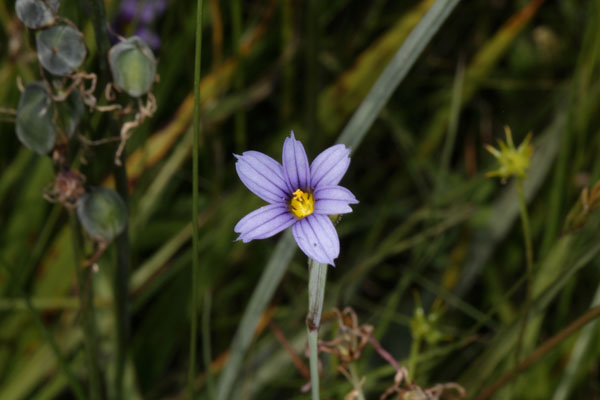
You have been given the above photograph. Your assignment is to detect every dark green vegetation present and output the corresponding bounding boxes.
[1,0,600,399]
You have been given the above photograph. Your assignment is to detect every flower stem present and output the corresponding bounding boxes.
[407,335,421,382]
[348,363,365,400]
[306,259,327,400]
[70,213,102,400]
[189,0,205,398]
[514,178,534,376]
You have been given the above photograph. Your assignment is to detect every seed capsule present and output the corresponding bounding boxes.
[109,36,157,97]
[77,187,127,242]
[36,24,87,76]
[16,82,56,155]
[15,0,59,30]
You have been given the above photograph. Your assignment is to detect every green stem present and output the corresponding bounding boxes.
[306,259,327,400]
[189,0,204,398]
[202,291,215,399]
[305,0,318,136]
[348,363,365,400]
[70,214,102,400]
[0,258,86,400]
[85,1,132,397]
[85,0,111,93]
[281,0,294,121]
[407,335,421,382]
[113,160,132,400]
[231,0,246,152]
[514,178,534,372]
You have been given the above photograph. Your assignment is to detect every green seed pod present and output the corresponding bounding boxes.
[16,82,56,155]
[77,187,127,242]
[36,24,87,76]
[15,0,59,30]
[109,36,157,97]
[56,89,84,138]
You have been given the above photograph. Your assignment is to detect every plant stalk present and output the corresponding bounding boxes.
[407,335,421,382]
[85,1,133,397]
[70,214,102,400]
[306,259,327,400]
[189,0,205,398]
[514,178,534,369]
[348,363,365,400]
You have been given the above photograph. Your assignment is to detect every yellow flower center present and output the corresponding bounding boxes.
[289,189,314,219]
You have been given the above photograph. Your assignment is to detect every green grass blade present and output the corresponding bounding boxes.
[190,0,205,397]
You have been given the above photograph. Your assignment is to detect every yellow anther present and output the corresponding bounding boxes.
[289,189,314,219]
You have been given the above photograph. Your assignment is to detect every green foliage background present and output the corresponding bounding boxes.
[0,0,600,399]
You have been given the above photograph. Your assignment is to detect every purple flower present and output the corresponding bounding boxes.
[234,132,358,266]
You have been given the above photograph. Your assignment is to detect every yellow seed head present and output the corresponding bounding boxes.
[485,126,533,181]
[289,189,314,219]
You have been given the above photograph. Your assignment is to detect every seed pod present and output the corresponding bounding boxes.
[36,24,87,76]
[109,36,157,97]
[56,89,84,138]
[15,0,59,30]
[16,82,56,155]
[77,187,127,242]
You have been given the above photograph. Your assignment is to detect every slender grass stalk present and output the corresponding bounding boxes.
[281,0,294,121]
[440,55,465,177]
[231,0,246,152]
[202,291,215,399]
[85,0,111,91]
[189,0,205,398]
[514,178,534,369]
[407,335,421,382]
[348,363,365,400]
[306,258,327,400]
[113,172,131,400]
[69,213,102,400]
[305,0,318,136]
[0,258,86,400]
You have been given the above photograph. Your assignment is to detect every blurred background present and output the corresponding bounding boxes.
[1,0,600,398]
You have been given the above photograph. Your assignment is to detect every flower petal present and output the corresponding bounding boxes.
[235,204,296,243]
[235,151,289,204]
[292,214,339,266]
[310,144,351,188]
[313,185,359,215]
[282,131,311,191]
